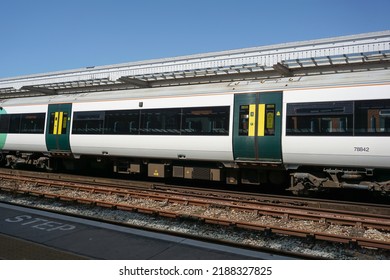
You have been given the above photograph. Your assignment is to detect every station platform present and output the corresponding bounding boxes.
[0,202,291,260]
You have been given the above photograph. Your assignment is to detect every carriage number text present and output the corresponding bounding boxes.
[354,146,370,152]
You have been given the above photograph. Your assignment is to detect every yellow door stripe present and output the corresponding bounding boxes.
[53,112,59,135]
[58,112,64,135]
[258,104,265,136]
[248,104,256,137]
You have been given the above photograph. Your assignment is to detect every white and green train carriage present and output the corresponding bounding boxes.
[0,69,389,194]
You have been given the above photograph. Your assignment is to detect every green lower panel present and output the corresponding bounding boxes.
[0,108,7,150]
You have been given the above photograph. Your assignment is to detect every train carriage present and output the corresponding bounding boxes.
[0,70,389,194]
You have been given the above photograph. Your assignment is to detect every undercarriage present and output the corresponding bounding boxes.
[288,167,390,195]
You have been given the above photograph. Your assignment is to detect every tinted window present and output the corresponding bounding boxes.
[104,110,140,134]
[238,105,250,136]
[0,113,45,134]
[140,108,181,135]
[72,112,104,134]
[0,115,10,133]
[20,113,45,133]
[355,99,390,135]
[48,112,69,135]
[286,101,353,136]
[71,106,230,136]
[265,104,276,136]
[9,115,21,133]
[181,106,229,135]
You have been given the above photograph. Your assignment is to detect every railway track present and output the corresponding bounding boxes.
[0,202,315,260]
[0,168,389,251]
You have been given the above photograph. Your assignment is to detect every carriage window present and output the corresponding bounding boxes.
[1,113,45,134]
[104,110,140,134]
[0,114,10,133]
[181,106,229,135]
[9,115,21,133]
[72,111,104,134]
[20,113,45,133]
[286,101,353,136]
[355,99,390,135]
[72,106,230,136]
[140,108,181,135]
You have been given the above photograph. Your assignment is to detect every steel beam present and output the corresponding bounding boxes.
[21,86,57,95]
[273,63,293,77]
[117,77,151,88]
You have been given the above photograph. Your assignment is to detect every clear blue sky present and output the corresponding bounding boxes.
[1,0,389,78]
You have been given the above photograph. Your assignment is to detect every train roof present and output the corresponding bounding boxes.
[0,30,389,101]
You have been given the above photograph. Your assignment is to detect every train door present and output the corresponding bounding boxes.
[45,104,72,153]
[233,92,282,162]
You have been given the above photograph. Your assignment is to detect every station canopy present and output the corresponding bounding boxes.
[0,31,389,99]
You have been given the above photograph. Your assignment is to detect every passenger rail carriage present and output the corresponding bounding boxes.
[0,70,389,195]
[0,31,389,195]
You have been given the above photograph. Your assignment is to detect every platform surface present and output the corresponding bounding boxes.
[0,202,291,260]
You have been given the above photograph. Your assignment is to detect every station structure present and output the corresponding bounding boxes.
[0,31,389,98]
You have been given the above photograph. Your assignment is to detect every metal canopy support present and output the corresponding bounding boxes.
[273,63,293,77]
[131,64,272,81]
[117,76,151,88]
[116,64,277,88]
[281,50,390,69]
[20,86,57,95]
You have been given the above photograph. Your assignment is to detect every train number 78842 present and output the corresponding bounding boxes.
[354,146,370,152]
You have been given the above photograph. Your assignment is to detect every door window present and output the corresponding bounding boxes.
[49,112,69,134]
[265,104,275,136]
[239,105,250,136]
[239,104,275,136]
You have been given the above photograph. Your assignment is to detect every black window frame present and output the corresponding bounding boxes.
[72,111,105,134]
[140,108,181,135]
[0,113,45,134]
[104,110,140,135]
[286,101,354,136]
[71,106,230,136]
[286,99,390,137]
[354,99,390,136]
[19,113,46,134]
[181,106,230,136]
[0,114,10,133]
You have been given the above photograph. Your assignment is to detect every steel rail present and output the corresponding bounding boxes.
[1,168,389,216]
[0,170,389,250]
[1,172,389,230]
